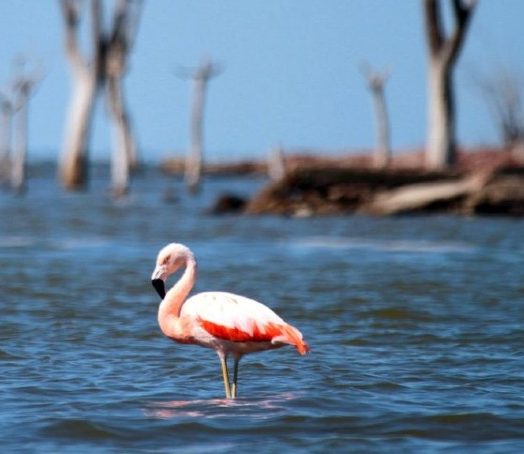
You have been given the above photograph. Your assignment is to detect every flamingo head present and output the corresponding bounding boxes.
[151,243,194,299]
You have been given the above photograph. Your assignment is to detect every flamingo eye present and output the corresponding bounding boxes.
[162,256,171,265]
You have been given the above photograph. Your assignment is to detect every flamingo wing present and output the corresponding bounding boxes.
[181,292,309,354]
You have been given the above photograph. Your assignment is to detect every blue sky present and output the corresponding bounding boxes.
[0,1,523,163]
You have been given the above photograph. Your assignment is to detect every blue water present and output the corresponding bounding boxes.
[1,167,524,453]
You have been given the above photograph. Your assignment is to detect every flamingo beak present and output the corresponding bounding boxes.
[152,279,166,299]
[151,266,167,299]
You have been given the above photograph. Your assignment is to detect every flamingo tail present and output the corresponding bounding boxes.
[272,324,310,355]
[199,317,310,355]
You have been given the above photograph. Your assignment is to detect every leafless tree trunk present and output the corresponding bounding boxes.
[187,74,205,193]
[60,71,98,189]
[59,0,142,194]
[106,78,128,196]
[267,144,287,181]
[178,57,223,194]
[0,95,13,184]
[11,84,30,194]
[8,58,41,194]
[105,0,142,196]
[59,0,102,189]
[423,0,476,169]
[361,64,392,168]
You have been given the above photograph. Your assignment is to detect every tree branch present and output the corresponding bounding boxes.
[106,0,143,77]
[444,0,477,65]
[60,0,87,70]
[0,90,13,113]
[423,0,443,55]
[175,58,224,81]
[108,0,128,51]
[109,0,143,51]
[199,60,224,80]
[360,61,391,92]
[90,0,104,77]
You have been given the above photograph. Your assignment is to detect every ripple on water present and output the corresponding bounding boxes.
[41,418,119,441]
[287,236,477,254]
[3,178,524,452]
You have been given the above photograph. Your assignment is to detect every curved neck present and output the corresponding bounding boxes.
[158,256,197,332]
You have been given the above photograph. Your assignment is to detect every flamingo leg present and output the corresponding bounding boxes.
[231,356,241,399]
[218,353,232,399]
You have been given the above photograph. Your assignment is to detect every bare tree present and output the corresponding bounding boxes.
[267,144,287,181]
[0,93,13,185]
[361,63,392,168]
[11,78,32,194]
[59,0,101,190]
[105,0,142,197]
[423,0,477,168]
[472,67,524,147]
[177,57,223,193]
[59,0,142,194]
[1,57,42,194]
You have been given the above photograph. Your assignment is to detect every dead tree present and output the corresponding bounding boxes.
[10,79,31,194]
[4,58,41,194]
[267,144,287,181]
[59,0,101,190]
[105,0,142,196]
[177,57,223,193]
[0,93,13,185]
[360,64,392,168]
[59,0,142,195]
[472,67,524,147]
[423,0,477,169]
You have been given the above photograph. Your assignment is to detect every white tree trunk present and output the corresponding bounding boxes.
[267,145,286,181]
[11,92,28,194]
[423,0,476,169]
[371,88,391,168]
[107,76,131,196]
[122,100,138,171]
[109,125,129,197]
[59,71,98,189]
[0,107,12,184]
[427,60,455,168]
[185,78,205,193]
[107,75,139,172]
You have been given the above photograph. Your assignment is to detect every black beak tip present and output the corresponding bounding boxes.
[152,279,166,300]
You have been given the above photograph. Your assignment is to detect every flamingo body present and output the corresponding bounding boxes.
[178,291,308,354]
[151,243,309,398]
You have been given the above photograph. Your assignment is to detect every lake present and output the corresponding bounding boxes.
[1,166,524,453]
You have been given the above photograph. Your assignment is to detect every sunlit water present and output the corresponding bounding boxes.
[2,166,524,453]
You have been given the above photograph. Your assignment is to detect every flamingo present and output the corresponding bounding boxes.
[151,243,309,399]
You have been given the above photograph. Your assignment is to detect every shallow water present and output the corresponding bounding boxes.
[2,167,524,453]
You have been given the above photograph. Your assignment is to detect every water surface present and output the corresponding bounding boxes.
[2,167,524,452]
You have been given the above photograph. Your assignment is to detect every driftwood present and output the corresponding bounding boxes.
[245,167,462,216]
[363,176,482,215]
[244,160,524,217]
[465,168,524,215]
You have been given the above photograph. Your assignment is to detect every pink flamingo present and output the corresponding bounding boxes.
[151,243,309,399]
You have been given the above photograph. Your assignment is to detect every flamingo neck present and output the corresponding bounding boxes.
[158,256,197,335]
